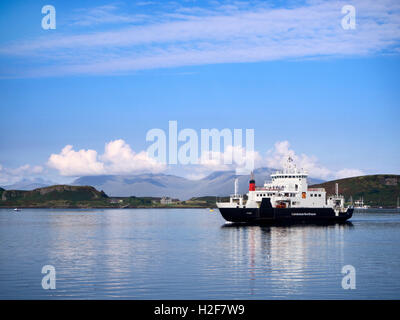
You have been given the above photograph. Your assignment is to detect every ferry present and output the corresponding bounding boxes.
[216,157,353,223]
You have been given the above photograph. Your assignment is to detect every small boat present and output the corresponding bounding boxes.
[13,208,20,212]
[354,197,369,209]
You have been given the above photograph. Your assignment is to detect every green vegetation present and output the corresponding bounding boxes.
[183,196,229,208]
[0,185,220,208]
[311,174,400,207]
[0,185,110,208]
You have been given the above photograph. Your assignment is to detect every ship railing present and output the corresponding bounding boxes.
[230,194,243,198]
[328,194,344,199]
[256,187,284,191]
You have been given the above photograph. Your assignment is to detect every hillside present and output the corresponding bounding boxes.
[0,185,109,208]
[311,174,400,207]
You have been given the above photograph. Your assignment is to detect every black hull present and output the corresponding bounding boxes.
[218,206,354,224]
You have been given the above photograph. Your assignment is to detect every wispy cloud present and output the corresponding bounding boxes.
[0,0,399,77]
[68,4,147,26]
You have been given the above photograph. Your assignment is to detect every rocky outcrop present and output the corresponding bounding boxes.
[1,185,108,201]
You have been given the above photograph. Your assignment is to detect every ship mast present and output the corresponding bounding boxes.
[234,178,239,196]
[335,183,339,197]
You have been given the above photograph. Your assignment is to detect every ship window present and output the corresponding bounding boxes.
[310,194,313,197]
[319,194,321,197]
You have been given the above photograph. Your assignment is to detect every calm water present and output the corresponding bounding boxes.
[1,208,400,299]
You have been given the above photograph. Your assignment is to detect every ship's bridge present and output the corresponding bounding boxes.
[264,157,309,193]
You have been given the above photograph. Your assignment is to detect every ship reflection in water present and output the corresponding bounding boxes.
[1,208,400,299]
[220,222,354,297]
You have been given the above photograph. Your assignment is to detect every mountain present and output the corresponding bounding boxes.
[311,174,400,207]
[72,168,325,200]
[2,178,56,191]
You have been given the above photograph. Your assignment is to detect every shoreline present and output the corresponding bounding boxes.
[0,205,217,209]
[0,206,398,210]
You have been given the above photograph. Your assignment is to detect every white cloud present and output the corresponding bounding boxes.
[101,139,166,174]
[186,141,364,180]
[47,145,105,176]
[0,0,399,77]
[0,140,368,184]
[0,164,45,185]
[265,140,363,180]
[190,145,262,177]
[47,139,166,176]
[335,168,364,179]
[201,145,262,170]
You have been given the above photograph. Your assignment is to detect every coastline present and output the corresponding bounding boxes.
[0,204,217,209]
[1,205,398,210]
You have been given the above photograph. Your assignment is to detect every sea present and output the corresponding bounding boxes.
[0,208,399,299]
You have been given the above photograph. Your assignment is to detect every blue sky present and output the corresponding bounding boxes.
[0,0,399,185]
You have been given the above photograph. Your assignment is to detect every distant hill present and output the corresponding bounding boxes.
[72,168,324,199]
[311,174,400,207]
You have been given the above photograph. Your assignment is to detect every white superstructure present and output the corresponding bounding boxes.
[218,157,346,212]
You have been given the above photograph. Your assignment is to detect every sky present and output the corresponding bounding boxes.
[0,0,399,185]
